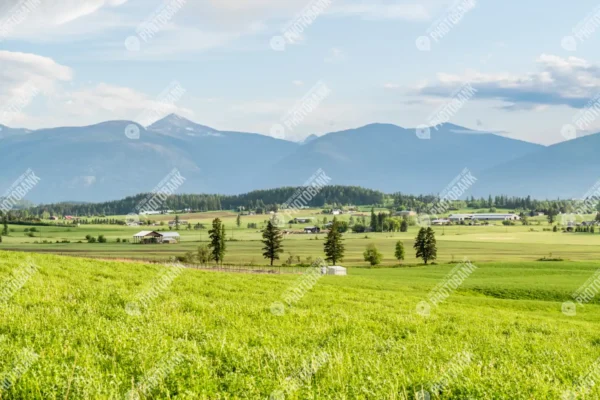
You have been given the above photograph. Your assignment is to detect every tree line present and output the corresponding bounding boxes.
[9,185,599,221]
[191,217,437,268]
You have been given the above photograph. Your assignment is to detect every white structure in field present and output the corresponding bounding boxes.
[327,266,347,276]
[448,213,520,222]
[132,231,181,244]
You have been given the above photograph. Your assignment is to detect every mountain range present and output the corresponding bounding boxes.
[0,114,597,203]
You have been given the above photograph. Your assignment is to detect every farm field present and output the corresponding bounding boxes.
[0,251,597,398]
[0,208,598,264]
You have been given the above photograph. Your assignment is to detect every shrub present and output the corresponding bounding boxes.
[352,224,367,233]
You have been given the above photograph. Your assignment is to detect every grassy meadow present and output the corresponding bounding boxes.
[0,208,598,398]
[0,251,597,398]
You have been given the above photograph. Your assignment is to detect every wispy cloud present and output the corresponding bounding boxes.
[415,54,600,110]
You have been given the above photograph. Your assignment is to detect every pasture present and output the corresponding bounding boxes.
[0,251,596,398]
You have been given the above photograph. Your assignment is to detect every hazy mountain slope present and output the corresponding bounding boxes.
[262,123,545,194]
[0,116,298,202]
[0,116,551,203]
[473,132,600,198]
[0,124,33,139]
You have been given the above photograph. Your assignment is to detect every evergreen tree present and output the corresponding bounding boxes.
[370,208,377,232]
[236,214,241,228]
[394,241,405,263]
[363,243,383,266]
[175,215,180,230]
[414,227,437,264]
[377,212,386,232]
[261,221,284,266]
[208,218,226,265]
[324,217,345,265]
[2,216,8,236]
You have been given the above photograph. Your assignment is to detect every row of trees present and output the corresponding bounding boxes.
[19,184,598,220]
[362,228,437,266]
[24,186,385,217]
[196,217,347,267]
[198,216,437,267]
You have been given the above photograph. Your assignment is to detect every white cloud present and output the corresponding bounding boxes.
[48,82,193,126]
[0,50,194,128]
[0,0,130,40]
[0,51,72,125]
[415,54,600,110]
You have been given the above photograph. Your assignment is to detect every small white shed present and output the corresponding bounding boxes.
[327,266,347,276]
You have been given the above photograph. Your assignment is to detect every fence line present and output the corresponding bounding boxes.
[52,252,311,274]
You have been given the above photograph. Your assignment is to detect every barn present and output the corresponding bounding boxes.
[132,231,180,244]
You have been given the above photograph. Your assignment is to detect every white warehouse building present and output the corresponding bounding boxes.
[448,213,520,222]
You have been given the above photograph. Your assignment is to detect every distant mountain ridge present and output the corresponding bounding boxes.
[0,114,588,202]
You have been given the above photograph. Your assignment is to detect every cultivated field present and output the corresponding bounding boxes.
[0,209,598,265]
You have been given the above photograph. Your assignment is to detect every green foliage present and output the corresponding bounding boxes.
[363,243,383,266]
[197,245,210,266]
[336,221,349,233]
[414,227,437,265]
[2,216,8,236]
[370,208,377,232]
[97,235,107,243]
[394,241,405,263]
[324,217,345,265]
[208,218,226,264]
[261,221,284,266]
[547,207,558,224]
[400,219,408,232]
[352,224,367,233]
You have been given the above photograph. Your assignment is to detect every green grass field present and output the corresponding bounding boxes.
[0,251,597,398]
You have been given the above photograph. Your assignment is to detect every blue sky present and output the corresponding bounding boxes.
[1,0,600,144]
